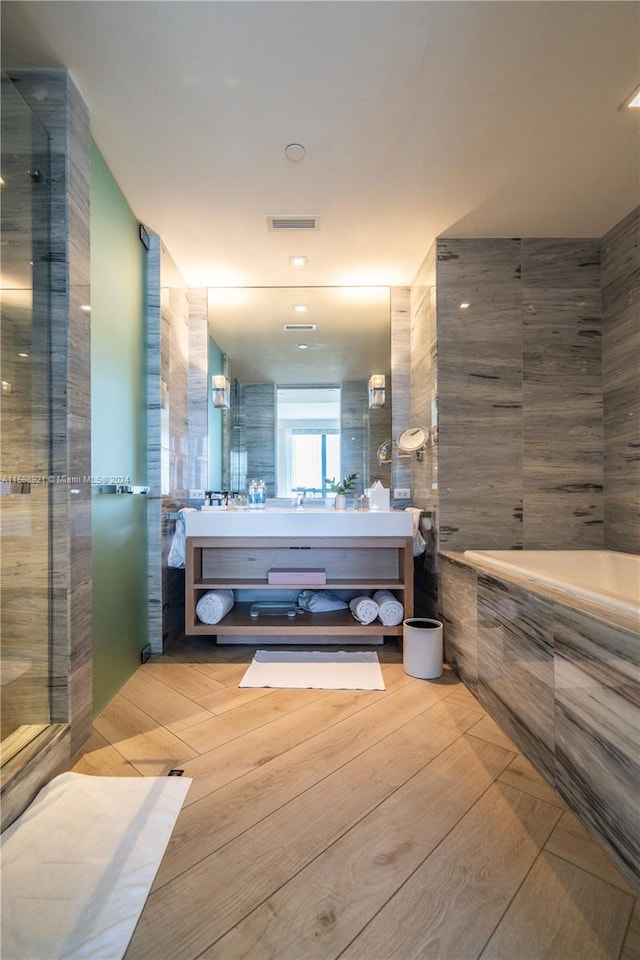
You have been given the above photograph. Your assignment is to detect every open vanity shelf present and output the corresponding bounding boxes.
[185,535,414,640]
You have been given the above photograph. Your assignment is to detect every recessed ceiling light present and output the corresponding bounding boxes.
[18,352,29,358]
[289,256,308,268]
[80,304,91,312]
[293,304,308,313]
[284,143,306,161]
[620,83,640,109]
[297,343,309,350]
[460,302,471,309]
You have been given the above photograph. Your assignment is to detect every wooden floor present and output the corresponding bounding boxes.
[72,638,640,960]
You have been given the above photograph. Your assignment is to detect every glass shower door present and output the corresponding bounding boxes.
[0,74,52,762]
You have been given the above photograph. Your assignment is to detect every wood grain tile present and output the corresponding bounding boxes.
[545,810,638,895]
[119,669,215,733]
[70,729,141,778]
[498,753,567,809]
[620,897,640,960]
[62,644,636,960]
[341,782,561,960]
[180,687,402,806]
[93,693,197,775]
[153,679,458,888]
[174,687,329,752]
[483,851,634,959]
[142,660,226,700]
[466,713,519,753]
[202,737,514,960]
[127,712,492,959]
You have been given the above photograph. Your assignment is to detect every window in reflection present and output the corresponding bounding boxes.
[276,386,340,498]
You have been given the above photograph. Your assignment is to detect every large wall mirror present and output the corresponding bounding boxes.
[208,287,391,499]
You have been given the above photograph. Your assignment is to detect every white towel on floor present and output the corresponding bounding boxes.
[196,589,234,625]
[373,589,404,626]
[0,772,191,960]
[349,596,379,625]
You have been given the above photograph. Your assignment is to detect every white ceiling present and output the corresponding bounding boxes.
[2,0,639,289]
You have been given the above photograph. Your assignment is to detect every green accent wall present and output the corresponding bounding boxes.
[90,140,148,715]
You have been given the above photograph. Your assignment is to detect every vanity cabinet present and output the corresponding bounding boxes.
[185,535,414,642]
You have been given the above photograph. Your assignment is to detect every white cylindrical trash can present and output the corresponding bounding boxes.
[403,618,443,679]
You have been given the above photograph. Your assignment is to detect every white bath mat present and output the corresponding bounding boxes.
[0,771,191,959]
[239,649,385,690]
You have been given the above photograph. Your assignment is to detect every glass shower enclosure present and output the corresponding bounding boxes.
[0,73,55,771]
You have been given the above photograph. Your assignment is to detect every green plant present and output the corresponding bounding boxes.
[325,473,358,495]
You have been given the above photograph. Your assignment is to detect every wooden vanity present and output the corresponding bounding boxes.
[184,509,414,643]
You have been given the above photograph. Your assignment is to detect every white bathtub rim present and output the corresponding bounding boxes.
[462,549,640,621]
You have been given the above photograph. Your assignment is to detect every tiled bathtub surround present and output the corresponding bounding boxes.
[439,554,639,889]
[602,206,640,555]
[554,606,639,886]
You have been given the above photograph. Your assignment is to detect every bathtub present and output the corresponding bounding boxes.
[462,549,640,620]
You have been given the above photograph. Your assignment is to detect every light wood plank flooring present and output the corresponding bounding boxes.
[71,638,639,960]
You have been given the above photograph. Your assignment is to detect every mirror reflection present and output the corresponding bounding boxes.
[208,287,391,499]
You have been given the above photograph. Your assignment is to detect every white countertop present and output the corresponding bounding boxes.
[185,507,414,538]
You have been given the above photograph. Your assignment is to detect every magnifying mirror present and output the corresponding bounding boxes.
[397,426,428,453]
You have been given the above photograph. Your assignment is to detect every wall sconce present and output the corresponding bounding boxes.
[212,374,230,409]
[368,374,386,409]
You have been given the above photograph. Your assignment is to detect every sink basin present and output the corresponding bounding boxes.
[185,508,413,538]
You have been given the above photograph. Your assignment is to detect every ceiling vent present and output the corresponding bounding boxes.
[283,323,317,332]
[267,215,320,231]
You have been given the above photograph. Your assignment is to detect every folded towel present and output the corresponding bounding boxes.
[404,507,426,557]
[167,508,197,568]
[297,590,348,612]
[349,596,379,625]
[373,589,404,626]
[196,589,235,625]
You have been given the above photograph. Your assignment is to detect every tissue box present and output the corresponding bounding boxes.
[368,481,390,511]
[267,568,326,585]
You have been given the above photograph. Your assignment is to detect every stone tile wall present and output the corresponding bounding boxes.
[2,70,92,821]
[602,206,640,554]
[145,242,205,652]
[410,236,607,553]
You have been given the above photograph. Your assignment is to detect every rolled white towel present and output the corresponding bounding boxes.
[196,589,235,625]
[349,596,379,625]
[373,589,404,626]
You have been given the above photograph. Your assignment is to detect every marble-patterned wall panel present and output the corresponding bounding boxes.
[340,381,368,493]
[5,72,92,773]
[242,384,276,496]
[410,247,438,509]
[187,288,209,494]
[602,206,640,554]
[144,234,163,653]
[390,286,412,496]
[554,605,639,885]
[436,238,523,551]
[367,383,392,491]
[144,243,191,652]
[521,239,603,548]
[477,575,555,780]
[438,556,478,694]
[167,283,190,499]
[0,78,52,736]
